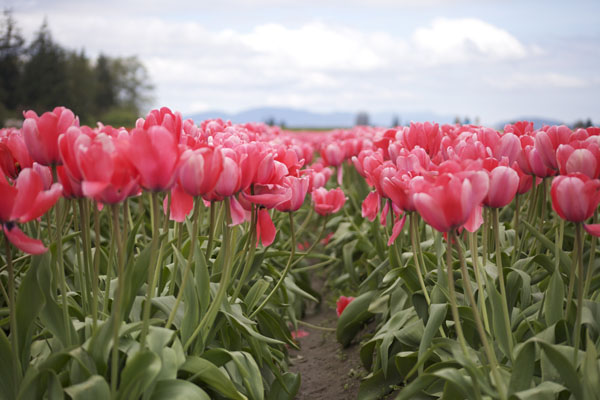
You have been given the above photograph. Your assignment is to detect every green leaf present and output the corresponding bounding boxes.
[64,375,110,400]
[121,242,153,320]
[582,334,600,400]
[336,290,376,347]
[509,381,565,400]
[418,304,447,375]
[535,339,583,400]
[358,367,400,400]
[543,270,564,326]
[150,379,210,400]
[116,349,162,400]
[486,274,512,360]
[343,239,359,283]
[245,279,270,312]
[180,356,247,400]
[266,372,300,400]
[15,254,46,368]
[508,341,535,395]
[0,330,17,400]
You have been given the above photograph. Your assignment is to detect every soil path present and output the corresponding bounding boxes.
[289,277,365,400]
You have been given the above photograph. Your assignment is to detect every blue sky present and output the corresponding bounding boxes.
[7,0,600,125]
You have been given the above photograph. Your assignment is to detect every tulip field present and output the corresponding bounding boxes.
[2,107,600,400]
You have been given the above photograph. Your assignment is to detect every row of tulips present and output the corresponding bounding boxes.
[1,104,600,399]
[0,106,351,400]
[326,122,600,399]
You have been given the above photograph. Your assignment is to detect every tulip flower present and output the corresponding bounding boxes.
[361,191,380,222]
[413,171,489,233]
[311,187,346,216]
[22,107,79,166]
[1,168,62,254]
[177,147,223,197]
[483,165,519,208]
[275,176,309,212]
[128,126,179,192]
[551,174,600,223]
[256,208,276,246]
[336,295,355,317]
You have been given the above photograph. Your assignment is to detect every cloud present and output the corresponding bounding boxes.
[412,18,528,64]
[486,72,588,89]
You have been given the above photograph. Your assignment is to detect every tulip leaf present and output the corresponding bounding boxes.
[180,356,247,400]
[543,269,564,326]
[64,375,110,400]
[149,379,210,400]
[117,349,162,400]
[336,290,376,347]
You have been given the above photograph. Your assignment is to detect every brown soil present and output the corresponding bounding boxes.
[289,277,366,400]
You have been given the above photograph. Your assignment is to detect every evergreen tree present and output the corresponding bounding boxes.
[0,9,25,121]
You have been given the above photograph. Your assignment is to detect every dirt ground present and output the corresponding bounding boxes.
[288,288,366,399]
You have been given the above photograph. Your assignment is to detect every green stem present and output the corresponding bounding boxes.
[574,223,584,363]
[231,205,258,303]
[284,207,313,248]
[566,223,578,320]
[169,222,184,296]
[410,213,430,305]
[103,218,115,318]
[110,204,125,397]
[453,232,506,400]
[140,192,161,348]
[54,193,72,346]
[296,320,335,332]
[293,258,336,273]
[584,210,598,298]
[446,233,469,356]
[205,201,216,262]
[184,197,233,352]
[5,235,23,384]
[512,194,520,263]
[165,200,201,329]
[469,231,490,334]
[79,199,93,317]
[492,207,514,359]
[290,217,328,269]
[250,212,296,319]
[92,203,101,330]
[73,201,87,315]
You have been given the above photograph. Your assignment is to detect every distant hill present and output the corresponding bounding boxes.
[185,107,455,128]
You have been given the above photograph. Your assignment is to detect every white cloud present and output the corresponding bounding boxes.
[487,72,588,89]
[412,18,528,64]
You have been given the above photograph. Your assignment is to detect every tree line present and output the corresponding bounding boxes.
[0,9,153,127]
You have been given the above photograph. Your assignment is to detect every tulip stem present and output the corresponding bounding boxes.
[205,201,216,262]
[573,222,584,363]
[512,194,520,263]
[492,207,514,359]
[445,233,468,356]
[584,210,598,299]
[165,200,201,329]
[140,192,161,349]
[231,205,258,303]
[410,212,430,305]
[110,204,125,397]
[73,201,87,315]
[79,199,93,317]
[54,191,72,347]
[250,212,296,319]
[185,197,233,352]
[5,234,23,385]
[469,231,490,334]
[453,232,506,400]
[92,203,101,330]
[169,222,184,297]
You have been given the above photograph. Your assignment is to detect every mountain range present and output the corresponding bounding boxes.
[184,107,566,129]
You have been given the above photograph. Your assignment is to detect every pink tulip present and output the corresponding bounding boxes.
[311,187,346,216]
[556,144,599,179]
[276,176,309,212]
[413,171,489,233]
[361,191,380,222]
[128,126,179,192]
[22,107,78,166]
[483,165,519,208]
[177,147,223,197]
[256,208,276,247]
[551,174,600,223]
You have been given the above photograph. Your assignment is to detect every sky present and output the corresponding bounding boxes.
[6,0,600,125]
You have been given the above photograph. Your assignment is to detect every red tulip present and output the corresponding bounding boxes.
[551,174,600,223]
[163,183,194,222]
[413,171,489,233]
[214,149,242,198]
[139,107,183,143]
[534,125,571,171]
[22,107,78,166]
[311,187,346,216]
[243,183,292,209]
[556,144,600,179]
[336,295,355,317]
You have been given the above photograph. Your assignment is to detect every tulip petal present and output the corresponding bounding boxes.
[387,213,407,246]
[3,224,47,254]
[257,208,276,247]
[584,224,600,237]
